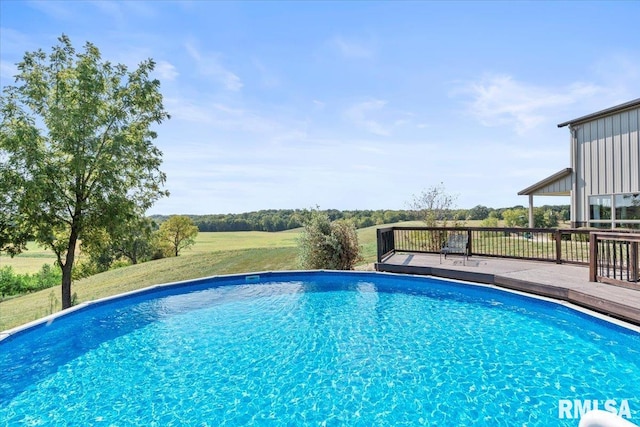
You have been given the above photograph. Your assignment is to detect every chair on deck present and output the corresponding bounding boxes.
[440,233,469,265]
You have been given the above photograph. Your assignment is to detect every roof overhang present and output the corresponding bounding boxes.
[558,98,640,128]
[518,168,572,196]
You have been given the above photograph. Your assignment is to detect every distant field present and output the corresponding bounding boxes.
[0,241,58,274]
[0,221,425,274]
[189,231,301,254]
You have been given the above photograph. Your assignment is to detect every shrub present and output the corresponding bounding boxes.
[481,216,499,227]
[298,211,362,270]
[0,266,26,297]
[0,263,62,298]
[29,263,62,292]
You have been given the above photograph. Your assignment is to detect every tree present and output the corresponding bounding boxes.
[157,215,198,257]
[468,205,490,221]
[79,215,157,270]
[0,35,169,309]
[298,210,362,270]
[111,216,158,264]
[480,214,499,227]
[408,183,458,227]
[502,208,528,227]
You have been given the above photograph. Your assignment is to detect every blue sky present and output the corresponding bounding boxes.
[1,1,639,215]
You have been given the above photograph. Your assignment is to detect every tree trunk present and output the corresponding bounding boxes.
[61,228,79,309]
[61,261,73,309]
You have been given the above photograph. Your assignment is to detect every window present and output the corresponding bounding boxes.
[589,195,611,221]
[589,193,640,228]
[615,194,640,220]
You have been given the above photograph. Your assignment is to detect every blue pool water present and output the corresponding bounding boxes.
[1,271,639,426]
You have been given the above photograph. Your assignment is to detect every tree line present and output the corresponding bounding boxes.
[150,204,571,233]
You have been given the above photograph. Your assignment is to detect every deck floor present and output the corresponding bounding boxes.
[376,252,640,327]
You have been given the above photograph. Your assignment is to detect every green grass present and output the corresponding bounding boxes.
[187,230,301,254]
[1,221,418,331]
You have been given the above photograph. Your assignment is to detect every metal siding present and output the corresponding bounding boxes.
[611,115,621,193]
[578,125,588,224]
[560,174,572,192]
[590,120,598,194]
[534,174,572,194]
[621,112,631,192]
[605,115,615,193]
[572,106,640,225]
[632,108,640,191]
[573,129,581,224]
[597,118,607,195]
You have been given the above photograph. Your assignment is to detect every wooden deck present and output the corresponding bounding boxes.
[376,253,640,327]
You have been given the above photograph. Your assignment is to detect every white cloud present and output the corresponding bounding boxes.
[27,0,75,20]
[589,52,640,101]
[164,96,292,136]
[344,99,390,136]
[455,74,604,134]
[252,58,279,88]
[332,36,374,59]
[0,61,18,82]
[185,42,243,91]
[155,60,178,81]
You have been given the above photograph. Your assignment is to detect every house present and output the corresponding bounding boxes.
[519,98,640,229]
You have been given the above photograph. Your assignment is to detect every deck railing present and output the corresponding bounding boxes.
[376,226,591,264]
[378,226,640,286]
[589,232,640,289]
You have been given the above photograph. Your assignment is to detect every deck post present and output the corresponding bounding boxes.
[377,228,383,263]
[555,229,562,264]
[589,232,598,282]
[631,241,638,282]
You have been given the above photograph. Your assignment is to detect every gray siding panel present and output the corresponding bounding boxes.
[597,118,606,194]
[532,174,572,194]
[574,106,640,224]
[620,113,630,191]
[632,109,639,191]
[605,116,615,193]
[613,114,622,193]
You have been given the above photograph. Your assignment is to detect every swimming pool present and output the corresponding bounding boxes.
[1,271,639,426]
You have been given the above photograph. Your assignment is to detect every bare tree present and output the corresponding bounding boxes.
[408,183,458,227]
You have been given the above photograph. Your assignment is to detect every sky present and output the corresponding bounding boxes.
[1,1,640,215]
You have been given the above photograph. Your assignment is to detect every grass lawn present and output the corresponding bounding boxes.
[0,221,422,331]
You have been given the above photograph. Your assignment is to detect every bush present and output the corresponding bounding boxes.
[298,211,362,270]
[0,266,26,297]
[29,263,61,292]
[0,263,62,298]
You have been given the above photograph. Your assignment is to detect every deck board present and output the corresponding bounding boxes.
[376,253,640,326]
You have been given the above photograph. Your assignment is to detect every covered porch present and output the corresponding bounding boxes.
[518,167,573,228]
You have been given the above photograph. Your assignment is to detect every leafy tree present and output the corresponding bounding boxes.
[480,215,499,227]
[298,210,362,270]
[111,216,158,264]
[502,208,528,227]
[0,35,169,309]
[544,208,559,228]
[468,205,490,221]
[408,183,458,227]
[0,183,30,256]
[157,215,198,257]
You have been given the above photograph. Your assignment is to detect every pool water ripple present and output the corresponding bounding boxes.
[1,272,639,426]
